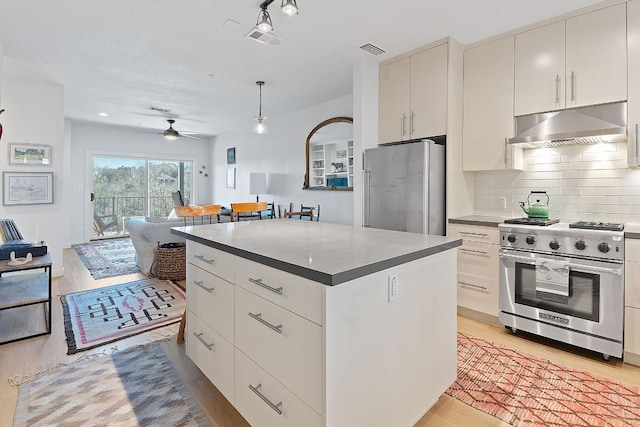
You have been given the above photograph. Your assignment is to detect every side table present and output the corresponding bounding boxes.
[0,253,52,344]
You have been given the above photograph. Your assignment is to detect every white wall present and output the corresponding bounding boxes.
[0,58,65,275]
[67,121,213,244]
[473,142,640,223]
[211,95,354,225]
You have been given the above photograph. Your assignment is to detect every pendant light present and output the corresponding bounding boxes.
[253,81,268,134]
[256,7,274,32]
[281,0,298,16]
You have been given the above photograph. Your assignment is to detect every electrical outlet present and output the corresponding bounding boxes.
[498,197,507,209]
[388,273,399,302]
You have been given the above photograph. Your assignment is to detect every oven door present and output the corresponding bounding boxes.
[499,248,624,341]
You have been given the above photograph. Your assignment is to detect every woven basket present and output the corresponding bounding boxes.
[155,241,186,281]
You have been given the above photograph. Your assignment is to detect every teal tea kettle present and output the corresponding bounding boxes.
[519,191,549,218]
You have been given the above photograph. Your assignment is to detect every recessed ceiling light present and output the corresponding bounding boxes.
[98,112,109,117]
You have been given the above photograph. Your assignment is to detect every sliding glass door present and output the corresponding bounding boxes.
[91,156,192,238]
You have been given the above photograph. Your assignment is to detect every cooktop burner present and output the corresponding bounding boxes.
[569,221,625,231]
[503,217,560,226]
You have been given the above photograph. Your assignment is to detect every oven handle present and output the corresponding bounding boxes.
[499,252,623,276]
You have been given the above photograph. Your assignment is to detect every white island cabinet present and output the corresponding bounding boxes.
[172,219,461,427]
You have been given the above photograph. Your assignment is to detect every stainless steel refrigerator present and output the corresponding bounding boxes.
[363,139,445,235]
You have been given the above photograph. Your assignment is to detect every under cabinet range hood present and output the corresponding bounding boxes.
[507,101,627,148]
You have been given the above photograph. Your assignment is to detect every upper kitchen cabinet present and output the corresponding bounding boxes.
[515,3,627,116]
[379,43,447,144]
[628,0,640,167]
[463,36,522,171]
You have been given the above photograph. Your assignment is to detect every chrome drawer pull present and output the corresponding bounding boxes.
[249,383,283,415]
[248,312,283,334]
[248,277,283,295]
[459,231,488,237]
[192,280,214,293]
[193,332,214,350]
[459,248,489,256]
[459,281,488,291]
[194,254,215,264]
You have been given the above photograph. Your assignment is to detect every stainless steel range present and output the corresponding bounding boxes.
[498,220,625,360]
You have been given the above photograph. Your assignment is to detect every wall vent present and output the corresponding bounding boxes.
[245,28,283,46]
[150,106,171,113]
[358,43,386,56]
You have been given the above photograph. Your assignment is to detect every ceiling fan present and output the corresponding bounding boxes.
[159,119,199,140]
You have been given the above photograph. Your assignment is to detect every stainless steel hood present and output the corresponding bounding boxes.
[508,101,627,148]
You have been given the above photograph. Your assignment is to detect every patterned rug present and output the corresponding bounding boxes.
[13,342,211,426]
[446,333,640,426]
[72,238,140,280]
[61,278,185,354]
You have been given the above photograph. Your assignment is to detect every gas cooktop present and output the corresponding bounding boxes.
[569,221,625,231]
[503,217,560,226]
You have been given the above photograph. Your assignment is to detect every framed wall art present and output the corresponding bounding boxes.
[227,147,236,165]
[3,172,54,205]
[8,143,52,165]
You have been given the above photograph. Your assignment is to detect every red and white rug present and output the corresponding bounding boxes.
[446,333,640,426]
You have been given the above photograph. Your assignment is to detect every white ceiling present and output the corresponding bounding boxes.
[0,0,608,138]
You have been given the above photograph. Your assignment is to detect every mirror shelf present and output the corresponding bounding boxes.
[304,117,353,191]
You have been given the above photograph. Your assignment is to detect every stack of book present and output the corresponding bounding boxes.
[0,219,23,242]
[0,219,47,260]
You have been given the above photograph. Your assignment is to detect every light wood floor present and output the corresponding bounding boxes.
[1,247,639,426]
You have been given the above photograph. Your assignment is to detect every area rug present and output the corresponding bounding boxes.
[72,238,140,280]
[61,278,185,354]
[13,341,211,426]
[446,332,640,426]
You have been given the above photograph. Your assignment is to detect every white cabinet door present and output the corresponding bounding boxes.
[411,43,448,139]
[379,57,410,144]
[565,3,627,109]
[515,21,565,116]
[463,36,522,171]
[628,0,640,167]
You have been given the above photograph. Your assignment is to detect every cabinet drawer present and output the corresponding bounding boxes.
[186,310,235,404]
[457,240,499,280]
[625,306,640,357]
[449,224,499,243]
[457,273,499,316]
[187,264,235,343]
[235,257,322,325]
[626,239,640,262]
[186,241,234,283]
[235,349,323,427]
[625,259,640,308]
[235,286,323,414]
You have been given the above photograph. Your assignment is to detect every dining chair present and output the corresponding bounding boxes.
[300,204,320,221]
[231,202,268,221]
[175,204,222,225]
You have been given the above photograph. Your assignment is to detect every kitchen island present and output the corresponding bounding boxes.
[172,219,461,427]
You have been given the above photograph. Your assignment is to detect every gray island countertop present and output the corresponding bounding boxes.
[171,219,461,286]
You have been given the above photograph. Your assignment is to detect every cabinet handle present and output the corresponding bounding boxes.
[410,111,415,135]
[401,113,407,136]
[248,312,283,334]
[570,71,576,102]
[459,248,489,256]
[503,137,508,166]
[248,277,283,295]
[193,331,214,350]
[192,280,214,293]
[636,124,639,163]
[194,254,215,265]
[459,231,488,237]
[248,383,283,415]
[459,281,488,291]
[555,74,561,105]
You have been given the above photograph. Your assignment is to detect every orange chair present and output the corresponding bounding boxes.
[175,204,221,225]
[231,202,268,221]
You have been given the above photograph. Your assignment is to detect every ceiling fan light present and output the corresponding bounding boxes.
[256,8,274,32]
[164,134,178,141]
[281,0,298,16]
[253,116,268,134]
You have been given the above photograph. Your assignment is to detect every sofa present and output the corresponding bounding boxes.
[125,217,186,275]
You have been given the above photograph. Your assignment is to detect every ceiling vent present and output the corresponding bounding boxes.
[245,28,283,46]
[150,106,171,114]
[358,43,386,56]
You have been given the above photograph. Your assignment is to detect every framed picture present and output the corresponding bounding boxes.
[8,143,52,165]
[336,149,347,159]
[3,172,54,205]
[227,147,236,165]
[226,167,236,189]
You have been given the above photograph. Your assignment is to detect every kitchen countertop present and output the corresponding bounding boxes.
[626,223,640,239]
[171,219,461,286]
[448,215,510,227]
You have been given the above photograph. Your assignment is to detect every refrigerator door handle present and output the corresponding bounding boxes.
[363,170,371,227]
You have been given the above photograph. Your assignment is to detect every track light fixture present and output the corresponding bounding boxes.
[253,81,268,134]
[256,7,273,33]
[254,0,299,33]
[281,0,298,16]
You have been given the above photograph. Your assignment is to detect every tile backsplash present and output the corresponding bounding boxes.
[473,142,640,224]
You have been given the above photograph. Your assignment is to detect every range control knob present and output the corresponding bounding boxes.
[507,234,517,243]
[575,240,587,251]
[525,235,536,245]
[549,239,561,250]
[598,242,611,253]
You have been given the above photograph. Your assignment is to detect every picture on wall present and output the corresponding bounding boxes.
[8,143,52,165]
[3,172,54,205]
[227,147,236,165]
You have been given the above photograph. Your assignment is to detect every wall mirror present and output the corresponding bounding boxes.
[304,116,353,190]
